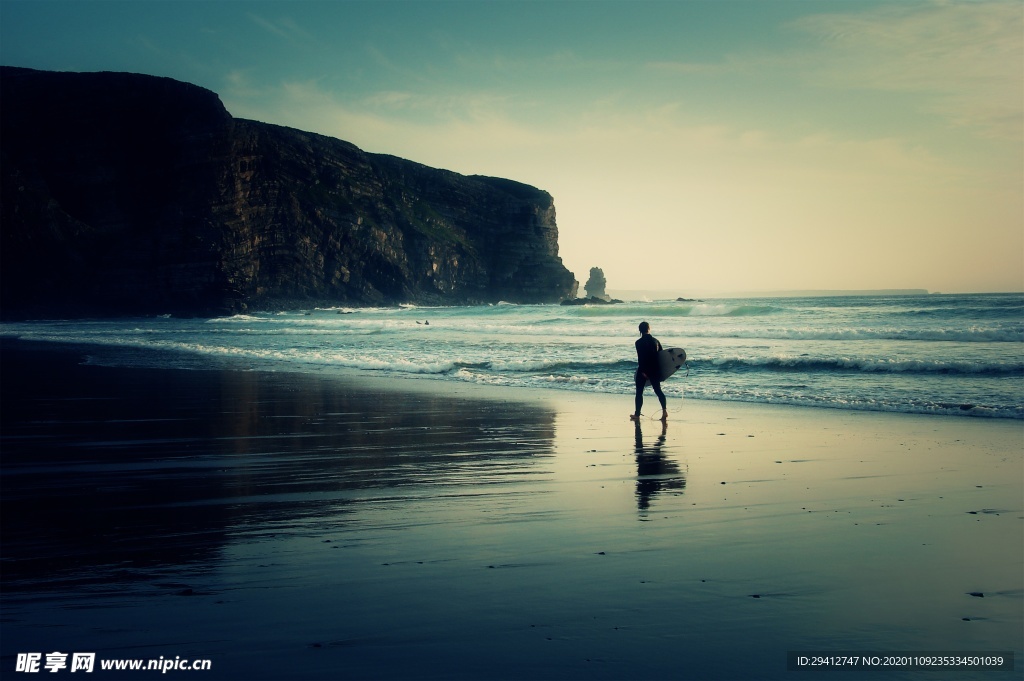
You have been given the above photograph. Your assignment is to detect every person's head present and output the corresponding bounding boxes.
[638,321,650,335]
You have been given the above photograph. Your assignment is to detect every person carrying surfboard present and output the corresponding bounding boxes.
[632,321,668,422]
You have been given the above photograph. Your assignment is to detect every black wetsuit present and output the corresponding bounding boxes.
[635,333,667,416]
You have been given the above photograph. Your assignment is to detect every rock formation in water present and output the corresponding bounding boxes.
[583,267,610,301]
[560,296,622,306]
[0,67,578,318]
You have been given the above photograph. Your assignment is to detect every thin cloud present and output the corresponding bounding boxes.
[246,13,291,41]
[791,1,1023,140]
[644,57,747,76]
[246,12,318,48]
[225,73,962,185]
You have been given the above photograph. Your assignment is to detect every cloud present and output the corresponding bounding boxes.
[246,13,292,41]
[245,12,318,49]
[791,1,1023,140]
[222,72,964,193]
[644,56,753,77]
[644,2,1021,141]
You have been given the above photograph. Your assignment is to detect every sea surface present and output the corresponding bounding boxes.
[2,293,1021,419]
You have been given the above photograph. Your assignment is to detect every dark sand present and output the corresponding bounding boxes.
[1,341,1020,680]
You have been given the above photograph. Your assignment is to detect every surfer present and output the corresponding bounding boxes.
[632,321,668,422]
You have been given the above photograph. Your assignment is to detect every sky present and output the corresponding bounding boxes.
[1,0,1021,295]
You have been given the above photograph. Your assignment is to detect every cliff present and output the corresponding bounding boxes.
[0,67,578,317]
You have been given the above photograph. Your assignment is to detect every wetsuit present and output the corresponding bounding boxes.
[635,333,667,416]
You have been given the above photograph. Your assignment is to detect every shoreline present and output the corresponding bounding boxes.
[2,336,1018,423]
[2,340,1021,680]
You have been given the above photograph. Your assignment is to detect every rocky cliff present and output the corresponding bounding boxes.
[0,67,578,317]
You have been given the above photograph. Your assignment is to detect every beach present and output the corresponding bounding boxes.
[1,340,1021,680]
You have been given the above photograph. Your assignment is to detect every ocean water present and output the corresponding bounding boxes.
[2,293,1021,419]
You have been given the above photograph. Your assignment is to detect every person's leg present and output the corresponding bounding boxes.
[633,371,645,419]
[651,380,667,420]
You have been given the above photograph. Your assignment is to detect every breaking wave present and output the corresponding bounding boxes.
[699,356,1023,377]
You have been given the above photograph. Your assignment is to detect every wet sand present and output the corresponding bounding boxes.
[1,340,1021,680]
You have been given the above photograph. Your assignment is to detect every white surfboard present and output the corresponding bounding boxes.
[645,347,687,385]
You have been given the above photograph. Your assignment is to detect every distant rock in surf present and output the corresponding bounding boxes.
[561,296,623,306]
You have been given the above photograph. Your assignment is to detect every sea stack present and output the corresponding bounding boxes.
[584,267,611,302]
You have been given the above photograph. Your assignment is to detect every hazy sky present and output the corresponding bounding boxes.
[2,0,1021,294]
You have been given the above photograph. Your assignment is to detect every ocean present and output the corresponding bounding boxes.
[2,293,1021,419]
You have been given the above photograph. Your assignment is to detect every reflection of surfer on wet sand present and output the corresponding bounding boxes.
[634,420,686,515]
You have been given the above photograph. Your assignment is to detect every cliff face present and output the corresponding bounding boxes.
[0,67,578,317]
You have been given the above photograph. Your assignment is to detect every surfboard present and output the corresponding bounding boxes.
[645,347,687,385]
